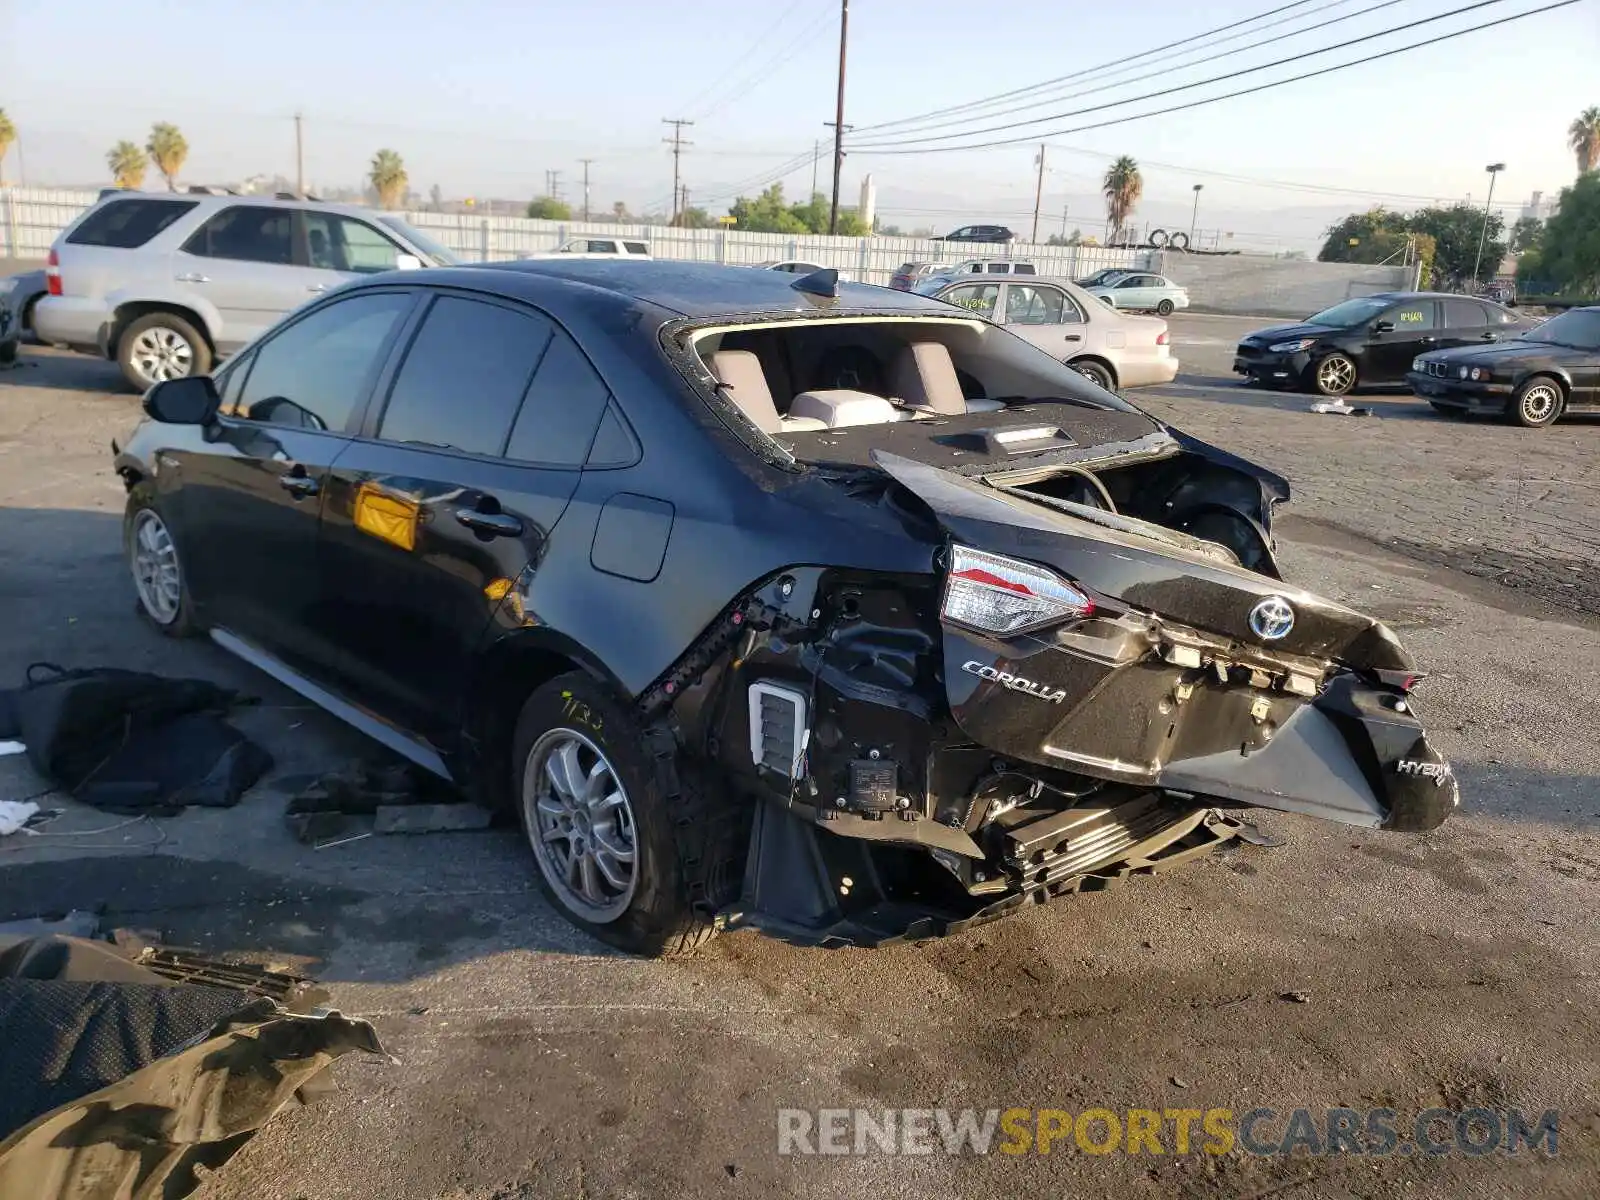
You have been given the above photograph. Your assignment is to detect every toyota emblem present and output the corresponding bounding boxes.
[1248,596,1296,640]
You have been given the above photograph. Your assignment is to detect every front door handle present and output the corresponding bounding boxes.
[1062,333,1083,342]
[1420,336,1436,343]
[279,469,320,498]
[457,508,523,538]
[1481,331,1499,341]
[307,283,329,293]
[175,272,210,283]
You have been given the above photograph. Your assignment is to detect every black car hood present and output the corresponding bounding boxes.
[873,449,1411,670]
[1241,322,1341,344]
[1424,339,1570,364]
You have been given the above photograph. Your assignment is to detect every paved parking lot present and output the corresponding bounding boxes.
[1,318,1597,1199]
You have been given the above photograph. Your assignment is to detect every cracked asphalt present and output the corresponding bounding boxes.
[1,318,1596,1200]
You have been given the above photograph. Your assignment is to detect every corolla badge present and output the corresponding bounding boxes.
[1248,596,1296,640]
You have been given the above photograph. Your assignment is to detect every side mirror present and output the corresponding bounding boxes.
[143,375,220,425]
[394,253,424,271]
[1372,319,1394,333]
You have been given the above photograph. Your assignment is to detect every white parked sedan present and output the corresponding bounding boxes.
[752,260,852,281]
[934,276,1179,390]
[1086,272,1190,315]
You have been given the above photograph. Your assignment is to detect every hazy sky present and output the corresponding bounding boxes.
[3,0,1596,250]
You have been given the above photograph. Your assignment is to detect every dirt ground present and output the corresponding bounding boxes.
[1,320,1596,1199]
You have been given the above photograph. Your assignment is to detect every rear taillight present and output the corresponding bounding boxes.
[942,545,1094,636]
[46,249,62,296]
[1156,330,1169,345]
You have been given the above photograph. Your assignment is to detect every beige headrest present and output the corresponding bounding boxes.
[707,349,780,434]
[891,342,965,415]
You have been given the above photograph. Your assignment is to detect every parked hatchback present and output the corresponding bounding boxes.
[34,193,461,390]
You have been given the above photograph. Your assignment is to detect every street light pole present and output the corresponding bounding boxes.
[1471,162,1505,287]
[1189,184,1203,246]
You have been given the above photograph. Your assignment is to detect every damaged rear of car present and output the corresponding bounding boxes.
[642,278,1459,947]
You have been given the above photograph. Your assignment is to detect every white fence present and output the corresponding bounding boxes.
[0,185,1151,286]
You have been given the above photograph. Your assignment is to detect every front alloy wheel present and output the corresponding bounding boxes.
[523,728,639,922]
[129,506,186,630]
[129,326,195,384]
[1312,353,1356,396]
[1511,377,1562,428]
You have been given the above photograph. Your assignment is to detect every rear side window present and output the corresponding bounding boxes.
[504,331,611,467]
[67,199,198,249]
[1012,263,1036,276]
[234,291,413,430]
[624,241,649,255]
[986,263,1009,274]
[377,296,553,456]
[1443,298,1485,327]
[1488,304,1519,325]
[182,206,293,265]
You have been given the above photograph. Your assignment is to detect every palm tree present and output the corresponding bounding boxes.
[106,141,148,190]
[1103,156,1143,243]
[146,123,188,191]
[370,149,408,210]
[1570,107,1600,175]
[0,108,15,185]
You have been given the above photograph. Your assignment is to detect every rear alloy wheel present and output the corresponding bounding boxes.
[513,673,723,956]
[1155,298,1175,316]
[1510,376,1563,428]
[1311,352,1356,396]
[118,312,212,392]
[126,499,198,637]
[1070,359,1116,392]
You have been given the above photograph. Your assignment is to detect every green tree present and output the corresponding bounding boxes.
[878,223,906,236]
[1102,156,1142,242]
[674,206,714,228]
[106,140,148,189]
[1536,171,1600,293]
[526,196,572,220]
[1568,106,1600,175]
[145,122,188,192]
[611,200,629,221]
[0,108,15,185]
[1046,228,1082,247]
[1407,204,1505,285]
[728,184,809,234]
[1318,208,1412,263]
[369,149,408,210]
[1509,215,1545,254]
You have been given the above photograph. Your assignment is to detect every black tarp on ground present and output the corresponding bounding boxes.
[0,664,271,813]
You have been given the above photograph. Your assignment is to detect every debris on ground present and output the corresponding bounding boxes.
[1309,400,1373,416]
[1280,990,1313,1003]
[283,762,493,844]
[0,801,39,836]
[0,663,271,815]
[0,933,386,1200]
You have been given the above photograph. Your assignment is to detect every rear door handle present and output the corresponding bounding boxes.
[1062,333,1083,342]
[307,283,329,293]
[278,469,320,498]
[457,509,523,538]
[175,272,210,283]
[1481,332,1499,341]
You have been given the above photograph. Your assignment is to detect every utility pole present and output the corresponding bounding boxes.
[1472,161,1505,287]
[663,118,694,223]
[294,112,304,196]
[579,158,593,221]
[1189,184,1203,246]
[1061,204,1070,239]
[1030,144,1046,244]
[547,169,563,200]
[828,0,850,234]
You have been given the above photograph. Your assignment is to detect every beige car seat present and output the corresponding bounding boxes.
[890,342,1003,414]
[707,350,827,433]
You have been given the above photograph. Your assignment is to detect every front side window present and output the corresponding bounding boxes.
[303,214,408,274]
[68,199,199,249]
[233,291,413,430]
[943,283,1000,318]
[1005,285,1070,325]
[182,206,293,265]
[377,215,461,266]
[377,296,553,456]
[1384,301,1436,331]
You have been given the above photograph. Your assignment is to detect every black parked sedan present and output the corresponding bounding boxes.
[113,261,1457,955]
[1408,306,1600,428]
[1234,291,1527,396]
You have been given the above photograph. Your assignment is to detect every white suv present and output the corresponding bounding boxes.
[35,192,460,389]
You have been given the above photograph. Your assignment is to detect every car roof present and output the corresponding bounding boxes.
[97,191,393,221]
[429,259,954,318]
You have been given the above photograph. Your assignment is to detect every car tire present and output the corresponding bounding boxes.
[1308,352,1356,396]
[1156,299,1175,316]
[512,673,728,957]
[1509,375,1563,428]
[1070,359,1116,391]
[124,489,200,637]
[117,312,212,393]
[0,338,15,366]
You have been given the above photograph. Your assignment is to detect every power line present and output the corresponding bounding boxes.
[689,3,837,123]
[676,0,806,119]
[855,0,1414,142]
[849,0,1513,150]
[847,0,1575,154]
[849,0,1327,135]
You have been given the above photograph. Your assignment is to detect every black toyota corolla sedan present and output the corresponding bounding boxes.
[1408,306,1600,428]
[1234,291,1528,396]
[112,260,1458,955]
